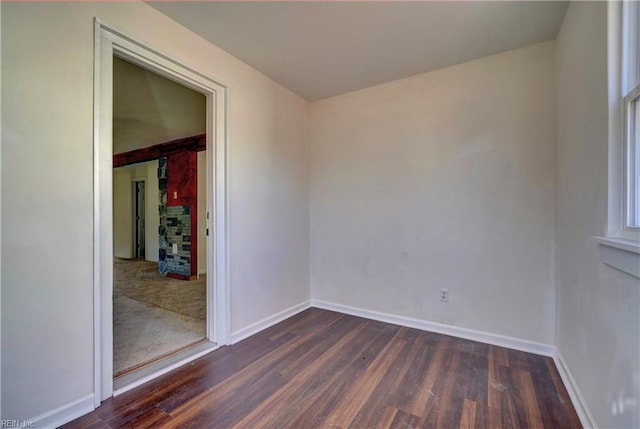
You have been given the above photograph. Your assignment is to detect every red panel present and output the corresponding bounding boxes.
[166,150,199,279]
[167,151,197,207]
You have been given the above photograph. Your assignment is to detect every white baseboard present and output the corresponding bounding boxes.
[311,300,598,425]
[30,393,94,429]
[311,299,556,357]
[230,300,311,344]
[553,350,597,429]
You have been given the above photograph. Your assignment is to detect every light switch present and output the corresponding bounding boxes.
[173,191,178,199]
[172,243,178,254]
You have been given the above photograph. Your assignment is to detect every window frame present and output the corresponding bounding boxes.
[623,83,640,232]
[606,0,640,244]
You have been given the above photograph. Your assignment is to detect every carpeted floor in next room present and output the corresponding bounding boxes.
[113,258,206,376]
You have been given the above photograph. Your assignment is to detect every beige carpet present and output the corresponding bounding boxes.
[113,259,206,376]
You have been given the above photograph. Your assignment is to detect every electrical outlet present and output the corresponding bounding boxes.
[172,243,178,254]
[440,288,449,302]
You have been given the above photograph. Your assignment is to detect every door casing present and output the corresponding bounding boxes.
[93,19,230,405]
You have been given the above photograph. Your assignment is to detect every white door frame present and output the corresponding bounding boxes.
[93,19,230,405]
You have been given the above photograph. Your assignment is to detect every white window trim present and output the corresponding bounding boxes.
[605,0,640,243]
[623,84,640,232]
[596,1,640,277]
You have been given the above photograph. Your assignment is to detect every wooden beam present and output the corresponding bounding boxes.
[113,134,205,168]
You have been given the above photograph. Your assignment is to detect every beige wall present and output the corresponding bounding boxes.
[113,167,133,258]
[113,160,160,262]
[113,56,206,154]
[556,3,639,427]
[310,41,557,344]
[1,1,310,420]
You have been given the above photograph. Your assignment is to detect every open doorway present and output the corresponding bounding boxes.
[111,56,207,378]
[95,21,229,402]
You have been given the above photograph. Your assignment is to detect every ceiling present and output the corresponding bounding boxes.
[113,56,205,154]
[149,1,568,102]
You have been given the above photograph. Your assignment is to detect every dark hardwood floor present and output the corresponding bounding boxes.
[63,308,581,428]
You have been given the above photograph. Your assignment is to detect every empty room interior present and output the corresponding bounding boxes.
[1,1,639,428]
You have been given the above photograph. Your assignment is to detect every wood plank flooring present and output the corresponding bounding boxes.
[62,308,582,428]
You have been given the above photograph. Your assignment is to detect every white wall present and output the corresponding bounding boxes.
[113,160,159,261]
[310,42,557,345]
[1,1,310,420]
[556,3,639,427]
